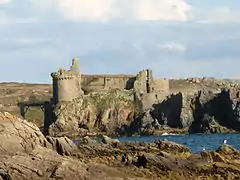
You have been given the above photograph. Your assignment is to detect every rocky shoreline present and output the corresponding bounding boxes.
[1,112,240,179]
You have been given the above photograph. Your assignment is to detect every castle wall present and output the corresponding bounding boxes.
[81,74,135,92]
[135,91,170,111]
[51,58,170,106]
[153,79,170,93]
[52,74,80,103]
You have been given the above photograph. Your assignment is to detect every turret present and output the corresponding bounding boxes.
[71,57,80,74]
[51,58,82,104]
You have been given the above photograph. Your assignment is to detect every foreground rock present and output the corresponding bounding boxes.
[0,112,78,156]
[75,136,240,179]
[0,112,51,155]
[0,145,153,180]
[1,113,240,179]
[0,112,149,179]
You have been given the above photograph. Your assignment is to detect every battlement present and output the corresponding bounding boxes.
[51,69,77,80]
[51,74,75,80]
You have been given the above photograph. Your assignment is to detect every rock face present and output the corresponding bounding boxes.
[189,88,240,133]
[0,112,78,156]
[134,88,240,135]
[47,86,240,137]
[49,90,135,137]
[0,112,51,155]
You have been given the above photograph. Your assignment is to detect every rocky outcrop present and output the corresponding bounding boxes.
[46,136,78,156]
[0,112,149,180]
[48,90,135,138]
[0,146,90,180]
[47,86,240,137]
[0,112,52,155]
[75,138,240,179]
[134,88,240,135]
[189,88,240,133]
[1,112,240,179]
[0,112,78,156]
[0,144,149,180]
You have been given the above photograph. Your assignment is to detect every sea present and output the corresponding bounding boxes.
[74,133,240,154]
[117,133,240,154]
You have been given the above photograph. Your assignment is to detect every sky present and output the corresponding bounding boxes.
[0,0,240,83]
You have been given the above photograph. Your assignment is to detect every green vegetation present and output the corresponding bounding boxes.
[24,108,44,127]
[85,89,135,113]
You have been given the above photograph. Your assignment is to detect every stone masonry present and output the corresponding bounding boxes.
[51,58,170,109]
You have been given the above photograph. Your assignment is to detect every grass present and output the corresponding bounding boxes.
[0,82,51,127]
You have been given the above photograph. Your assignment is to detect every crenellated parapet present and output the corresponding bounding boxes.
[51,73,76,81]
[51,68,77,80]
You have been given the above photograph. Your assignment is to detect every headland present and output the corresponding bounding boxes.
[1,57,240,179]
[1,57,240,138]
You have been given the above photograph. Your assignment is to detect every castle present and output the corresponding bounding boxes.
[51,58,170,110]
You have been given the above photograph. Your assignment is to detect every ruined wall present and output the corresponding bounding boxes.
[133,69,154,94]
[135,91,170,111]
[81,74,135,92]
[153,78,170,93]
[51,58,170,107]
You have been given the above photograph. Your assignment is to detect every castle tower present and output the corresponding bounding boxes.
[71,57,80,74]
[51,58,82,104]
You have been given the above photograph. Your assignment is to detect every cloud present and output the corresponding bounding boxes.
[157,43,187,52]
[0,0,10,4]
[44,0,193,22]
[197,6,240,23]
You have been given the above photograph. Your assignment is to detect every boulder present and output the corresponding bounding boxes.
[46,136,78,156]
[154,139,191,154]
[0,112,51,155]
[0,111,79,157]
[102,135,120,145]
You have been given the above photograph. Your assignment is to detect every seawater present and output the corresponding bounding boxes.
[117,133,240,154]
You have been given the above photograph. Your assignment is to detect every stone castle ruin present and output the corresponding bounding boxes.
[51,57,170,108]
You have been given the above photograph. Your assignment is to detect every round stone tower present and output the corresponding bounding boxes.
[51,58,82,104]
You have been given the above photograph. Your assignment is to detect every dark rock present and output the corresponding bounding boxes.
[189,89,240,133]
[154,139,191,154]
[46,136,78,156]
[152,93,184,128]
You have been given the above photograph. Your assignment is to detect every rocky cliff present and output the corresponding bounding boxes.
[48,89,136,137]
[133,87,240,135]
[47,85,240,138]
